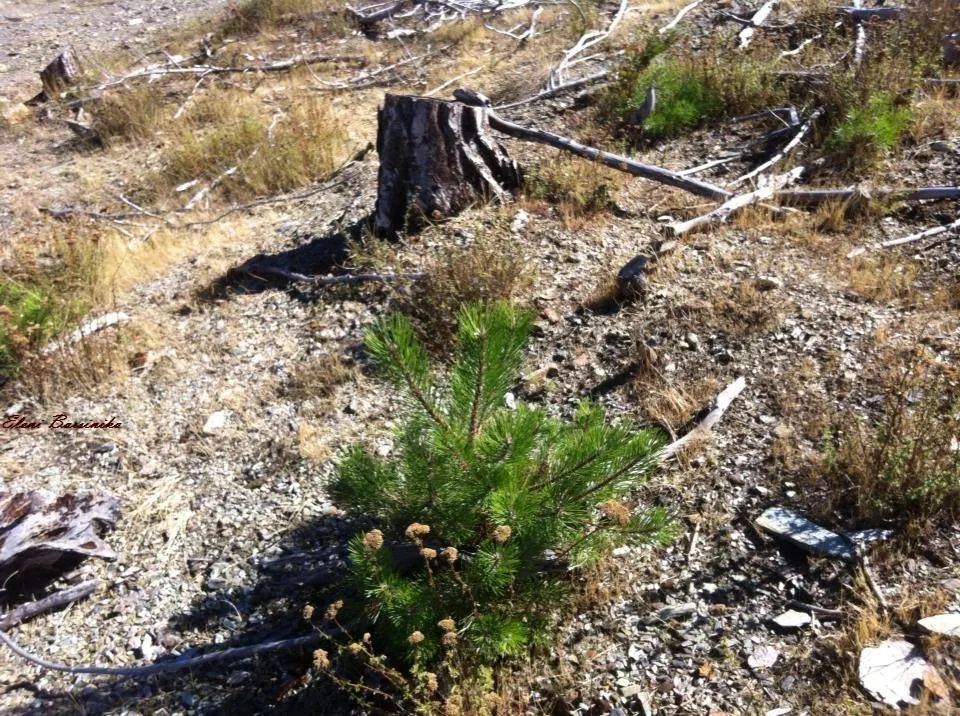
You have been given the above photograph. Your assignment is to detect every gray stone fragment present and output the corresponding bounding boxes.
[755,507,857,562]
[748,644,780,670]
[771,610,812,630]
[859,639,934,707]
[918,613,960,637]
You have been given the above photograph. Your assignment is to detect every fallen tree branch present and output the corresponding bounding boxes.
[40,312,130,355]
[678,154,744,176]
[0,581,99,631]
[667,166,804,236]
[424,66,481,96]
[727,107,822,189]
[660,377,746,459]
[776,185,960,205]
[486,111,731,199]
[660,0,704,35]
[880,216,960,248]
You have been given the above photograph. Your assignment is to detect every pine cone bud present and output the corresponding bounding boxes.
[363,529,384,551]
[313,649,330,670]
[441,547,458,563]
[408,630,425,644]
[420,547,437,559]
[437,617,456,632]
[599,499,630,526]
[492,525,512,543]
[302,604,314,621]
[405,522,431,540]
[442,631,458,647]
[325,600,344,620]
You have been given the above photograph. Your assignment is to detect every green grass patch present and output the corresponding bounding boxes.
[602,46,784,141]
[826,92,913,166]
[0,281,76,378]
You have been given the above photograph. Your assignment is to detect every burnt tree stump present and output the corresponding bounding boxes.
[40,46,83,99]
[373,94,521,235]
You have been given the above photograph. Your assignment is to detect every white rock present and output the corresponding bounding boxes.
[748,644,780,670]
[771,610,812,629]
[859,639,934,707]
[509,209,530,234]
[918,613,960,637]
[203,410,231,434]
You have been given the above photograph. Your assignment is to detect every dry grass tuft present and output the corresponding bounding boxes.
[157,95,348,201]
[286,353,356,402]
[679,280,788,337]
[88,84,168,144]
[814,348,960,534]
[847,255,919,304]
[633,373,719,433]
[522,157,624,228]
[398,231,533,354]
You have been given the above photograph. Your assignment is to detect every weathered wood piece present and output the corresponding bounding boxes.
[776,186,960,205]
[739,0,778,48]
[728,108,822,189]
[0,580,99,631]
[838,6,906,20]
[660,376,746,459]
[668,166,804,236]
[373,94,521,234]
[881,216,960,248]
[0,491,120,594]
[40,46,83,98]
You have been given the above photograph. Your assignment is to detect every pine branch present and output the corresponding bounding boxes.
[469,329,488,441]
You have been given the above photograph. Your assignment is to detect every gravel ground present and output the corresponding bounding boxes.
[1,1,958,714]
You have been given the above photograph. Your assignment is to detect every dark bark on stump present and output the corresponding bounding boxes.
[40,46,83,99]
[373,94,521,235]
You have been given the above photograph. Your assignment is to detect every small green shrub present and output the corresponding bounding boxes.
[330,302,672,668]
[819,354,960,532]
[826,92,913,165]
[603,49,783,140]
[0,281,62,378]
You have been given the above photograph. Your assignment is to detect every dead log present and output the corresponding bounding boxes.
[667,166,804,236]
[373,94,521,234]
[40,46,83,99]
[0,491,119,596]
[776,186,960,205]
[486,111,732,200]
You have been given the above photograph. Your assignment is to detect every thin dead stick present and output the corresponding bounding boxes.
[667,166,804,236]
[173,74,210,120]
[0,628,324,677]
[316,49,440,90]
[678,154,743,176]
[660,377,747,460]
[424,66,481,96]
[486,111,731,200]
[660,0,705,34]
[494,69,610,109]
[881,216,960,248]
[40,312,130,355]
[780,34,822,58]
[727,107,822,189]
[858,548,888,612]
[546,0,627,89]
[685,521,701,563]
[785,600,843,619]
[851,0,867,68]
[739,0,778,49]
[0,581,99,631]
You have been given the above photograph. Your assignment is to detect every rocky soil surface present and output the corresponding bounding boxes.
[1,1,958,715]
